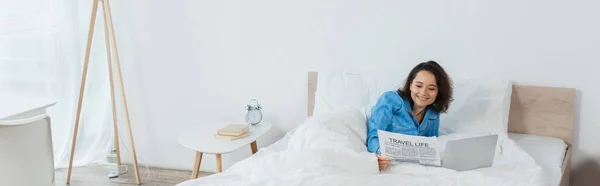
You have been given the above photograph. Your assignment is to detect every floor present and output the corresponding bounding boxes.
[54,164,213,186]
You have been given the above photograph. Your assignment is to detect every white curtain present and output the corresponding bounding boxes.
[0,0,114,168]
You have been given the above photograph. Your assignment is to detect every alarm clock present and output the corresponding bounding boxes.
[245,99,263,125]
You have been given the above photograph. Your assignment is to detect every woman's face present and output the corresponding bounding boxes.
[410,70,438,109]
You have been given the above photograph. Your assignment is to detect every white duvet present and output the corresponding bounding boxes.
[177,107,553,186]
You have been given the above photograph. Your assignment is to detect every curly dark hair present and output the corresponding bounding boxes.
[397,61,453,113]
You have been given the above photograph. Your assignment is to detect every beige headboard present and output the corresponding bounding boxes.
[306,72,576,145]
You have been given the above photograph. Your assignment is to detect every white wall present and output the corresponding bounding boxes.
[107,0,599,184]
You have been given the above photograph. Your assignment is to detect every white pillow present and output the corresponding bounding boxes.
[439,78,513,136]
[312,72,402,119]
[507,132,567,164]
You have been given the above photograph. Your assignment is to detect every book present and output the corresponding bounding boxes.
[218,124,249,136]
[216,131,250,141]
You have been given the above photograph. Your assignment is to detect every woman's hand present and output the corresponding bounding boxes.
[377,154,390,171]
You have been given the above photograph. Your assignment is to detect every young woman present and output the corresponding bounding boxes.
[366,61,453,171]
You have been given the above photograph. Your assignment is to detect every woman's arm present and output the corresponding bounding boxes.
[366,92,399,154]
[430,117,440,137]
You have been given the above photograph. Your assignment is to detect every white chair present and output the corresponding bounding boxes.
[0,114,55,186]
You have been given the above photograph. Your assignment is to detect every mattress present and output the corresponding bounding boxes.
[507,132,567,185]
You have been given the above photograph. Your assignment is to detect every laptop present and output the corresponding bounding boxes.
[440,134,498,171]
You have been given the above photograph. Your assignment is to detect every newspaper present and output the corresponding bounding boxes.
[378,130,441,166]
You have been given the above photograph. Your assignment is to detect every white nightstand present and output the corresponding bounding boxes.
[178,122,272,179]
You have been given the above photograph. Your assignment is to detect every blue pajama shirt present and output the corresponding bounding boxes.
[366,91,440,154]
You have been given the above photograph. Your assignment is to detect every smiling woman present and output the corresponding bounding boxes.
[365,61,454,171]
[398,61,454,116]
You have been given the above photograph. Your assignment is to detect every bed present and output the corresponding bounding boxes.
[177,72,575,186]
[307,72,574,186]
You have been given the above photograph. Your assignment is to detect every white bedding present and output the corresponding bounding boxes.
[177,107,554,186]
[508,133,567,186]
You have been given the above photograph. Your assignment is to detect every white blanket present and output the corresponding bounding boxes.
[177,107,552,186]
